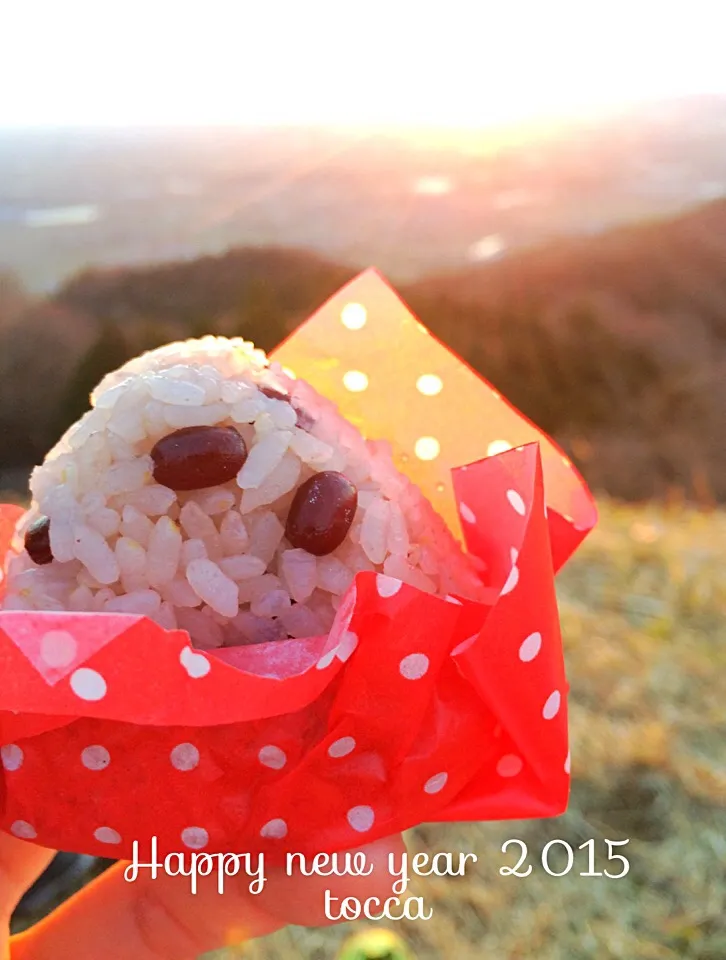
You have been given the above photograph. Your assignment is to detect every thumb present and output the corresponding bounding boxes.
[255,833,408,928]
[0,832,56,958]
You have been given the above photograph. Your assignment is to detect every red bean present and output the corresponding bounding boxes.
[285,471,357,556]
[259,384,289,403]
[260,384,317,431]
[151,425,247,491]
[25,515,53,565]
[290,399,317,432]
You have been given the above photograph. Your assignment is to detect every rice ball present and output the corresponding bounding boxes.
[2,336,485,648]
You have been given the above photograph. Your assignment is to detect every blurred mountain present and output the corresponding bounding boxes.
[409,196,726,324]
[0,193,716,502]
[3,96,726,292]
[404,197,726,501]
[55,246,356,351]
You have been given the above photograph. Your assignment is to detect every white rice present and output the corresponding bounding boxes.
[2,336,486,646]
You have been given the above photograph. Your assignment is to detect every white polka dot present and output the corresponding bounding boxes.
[510,546,519,564]
[337,630,358,663]
[182,826,209,849]
[416,374,443,396]
[347,805,375,832]
[258,745,287,770]
[171,743,200,771]
[180,646,211,678]
[282,366,296,380]
[94,827,121,845]
[399,653,430,680]
[328,736,356,758]
[70,668,107,701]
[316,647,337,670]
[10,820,37,840]
[342,370,369,392]
[424,772,448,794]
[565,751,571,774]
[543,690,562,720]
[1,744,23,771]
[507,489,526,516]
[459,502,476,524]
[260,818,288,839]
[341,302,367,330]
[519,632,542,662]
[451,633,478,656]
[376,574,402,598]
[501,565,519,596]
[81,745,110,770]
[414,436,440,461]
[497,754,524,778]
[445,595,463,605]
[40,630,78,668]
[487,439,511,456]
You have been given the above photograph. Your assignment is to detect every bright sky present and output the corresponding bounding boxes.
[1,0,724,128]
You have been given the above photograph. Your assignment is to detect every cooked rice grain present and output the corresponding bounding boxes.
[2,336,486,648]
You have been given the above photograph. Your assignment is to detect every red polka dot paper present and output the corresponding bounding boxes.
[0,271,596,862]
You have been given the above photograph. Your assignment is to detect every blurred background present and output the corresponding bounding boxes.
[2,1,725,957]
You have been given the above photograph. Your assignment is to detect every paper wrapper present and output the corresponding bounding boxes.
[0,270,596,862]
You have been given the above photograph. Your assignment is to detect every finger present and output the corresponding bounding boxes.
[0,832,55,960]
[0,833,56,921]
[9,834,405,960]
[9,860,281,960]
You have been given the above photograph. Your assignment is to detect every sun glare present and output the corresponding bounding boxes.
[1,0,724,128]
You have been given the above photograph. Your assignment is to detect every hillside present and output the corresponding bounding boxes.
[2,198,725,502]
[409,197,726,337]
[404,198,726,501]
[55,246,356,352]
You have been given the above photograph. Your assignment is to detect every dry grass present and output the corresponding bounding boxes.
[218,500,726,960]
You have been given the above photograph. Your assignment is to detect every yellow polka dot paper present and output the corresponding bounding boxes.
[271,268,597,564]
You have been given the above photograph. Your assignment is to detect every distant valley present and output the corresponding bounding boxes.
[3,96,726,291]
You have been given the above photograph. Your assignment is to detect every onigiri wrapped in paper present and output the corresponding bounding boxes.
[2,337,486,646]
[0,270,596,862]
